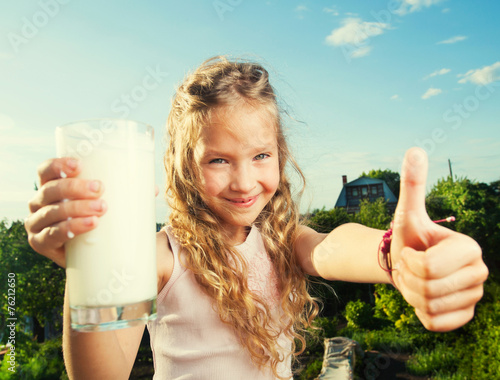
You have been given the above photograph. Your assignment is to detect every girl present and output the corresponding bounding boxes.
[25,56,488,379]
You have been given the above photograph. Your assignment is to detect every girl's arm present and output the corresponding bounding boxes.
[62,286,145,379]
[295,148,488,332]
[295,223,389,283]
[26,158,174,379]
[62,232,173,379]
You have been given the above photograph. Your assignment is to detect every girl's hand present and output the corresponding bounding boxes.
[390,147,489,332]
[24,157,107,267]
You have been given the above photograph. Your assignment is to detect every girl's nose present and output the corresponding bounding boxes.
[229,164,256,193]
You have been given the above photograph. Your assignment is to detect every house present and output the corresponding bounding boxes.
[334,175,398,215]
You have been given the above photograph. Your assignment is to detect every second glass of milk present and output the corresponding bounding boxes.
[56,119,157,332]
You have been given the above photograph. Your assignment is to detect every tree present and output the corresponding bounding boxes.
[0,220,65,341]
[425,177,500,275]
[353,198,391,230]
[305,207,350,233]
[361,169,400,199]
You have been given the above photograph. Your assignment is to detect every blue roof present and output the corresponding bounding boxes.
[334,176,398,208]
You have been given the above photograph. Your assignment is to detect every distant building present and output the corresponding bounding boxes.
[334,175,398,215]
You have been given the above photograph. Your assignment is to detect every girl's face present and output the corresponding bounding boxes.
[197,103,280,243]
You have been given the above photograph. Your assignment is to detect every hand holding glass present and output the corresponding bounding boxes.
[56,119,157,331]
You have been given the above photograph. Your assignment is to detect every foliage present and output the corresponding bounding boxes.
[361,169,400,199]
[297,359,322,380]
[406,342,457,376]
[2,171,499,379]
[373,284,419,330]
[0,220,65,340]
[352,198,391,230]
[0,334,68,380]
[426,177,500,274]
[455,279,500,379]
[344,300,373,329]
[300,174,500,379]
[305,207,350,233]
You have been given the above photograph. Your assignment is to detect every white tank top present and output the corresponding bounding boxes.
[147,225,292,380]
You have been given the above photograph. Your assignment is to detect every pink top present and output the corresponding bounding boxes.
[147,225,292,380]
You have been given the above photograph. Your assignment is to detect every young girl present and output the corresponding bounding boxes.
[25,56,488,379]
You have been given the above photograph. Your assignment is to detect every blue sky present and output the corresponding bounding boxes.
[1,0,499,223]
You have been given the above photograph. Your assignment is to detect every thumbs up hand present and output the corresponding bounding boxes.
[390,148,488,332]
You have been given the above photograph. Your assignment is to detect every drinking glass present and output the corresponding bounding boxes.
[56,119,157,331]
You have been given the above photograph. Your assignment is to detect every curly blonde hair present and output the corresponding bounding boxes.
[164,56,319,378]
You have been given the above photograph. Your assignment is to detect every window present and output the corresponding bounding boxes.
[362,187,368,196]
[352,188,358,197]
[371,186,378,195]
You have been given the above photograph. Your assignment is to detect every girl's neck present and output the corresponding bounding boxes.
[222,224,252,246]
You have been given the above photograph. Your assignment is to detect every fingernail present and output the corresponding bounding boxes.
[88,181,101,193]
[90,200,104,211]
[83,216,97,226]
[67,230,75,239]
[67,158,79,171]
[60,170,67,179]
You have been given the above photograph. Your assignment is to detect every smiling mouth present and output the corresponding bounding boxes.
[226,196,258,207]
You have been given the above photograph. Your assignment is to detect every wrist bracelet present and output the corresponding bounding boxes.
[378,216,456,285]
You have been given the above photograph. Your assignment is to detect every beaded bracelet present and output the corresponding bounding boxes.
[378,216,456,285]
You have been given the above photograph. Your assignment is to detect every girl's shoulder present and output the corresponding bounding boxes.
[156,228,174,294]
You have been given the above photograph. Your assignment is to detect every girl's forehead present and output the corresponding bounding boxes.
[201,103,278,146]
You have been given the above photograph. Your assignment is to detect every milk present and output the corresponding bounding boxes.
[56,120,157,309]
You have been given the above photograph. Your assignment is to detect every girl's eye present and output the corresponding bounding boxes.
[254,154,270,161]
[209,158,226,164]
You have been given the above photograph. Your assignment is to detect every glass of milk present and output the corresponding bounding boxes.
[56,119,157,332]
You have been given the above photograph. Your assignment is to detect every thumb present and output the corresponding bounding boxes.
[397,147,429,217]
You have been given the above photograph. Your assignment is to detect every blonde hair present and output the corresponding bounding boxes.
[164,56,319,378]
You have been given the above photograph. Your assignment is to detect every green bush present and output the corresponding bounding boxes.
[0,336,67,380]
[373,284,417,329]
[344,300,374,329]
[297,359,323,380]
[406,342,457,376]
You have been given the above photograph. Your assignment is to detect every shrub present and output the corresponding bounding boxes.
[0,335,67,380]
[344,300,373,329]
[406,342,457,376]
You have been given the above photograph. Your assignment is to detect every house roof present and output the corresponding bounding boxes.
[334,176,398,208]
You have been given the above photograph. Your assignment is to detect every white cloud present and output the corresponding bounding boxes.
[325,17,390,47]
[458,61,500,85]
[350,45,372,58]
[394,0,443,15]
[441,8,451,13]
[424,68,451,80]
[323,6,339,16]
[437,35,467,44]
[294,5,309,18]
[421,87,442,99]
[390,94,400,101]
